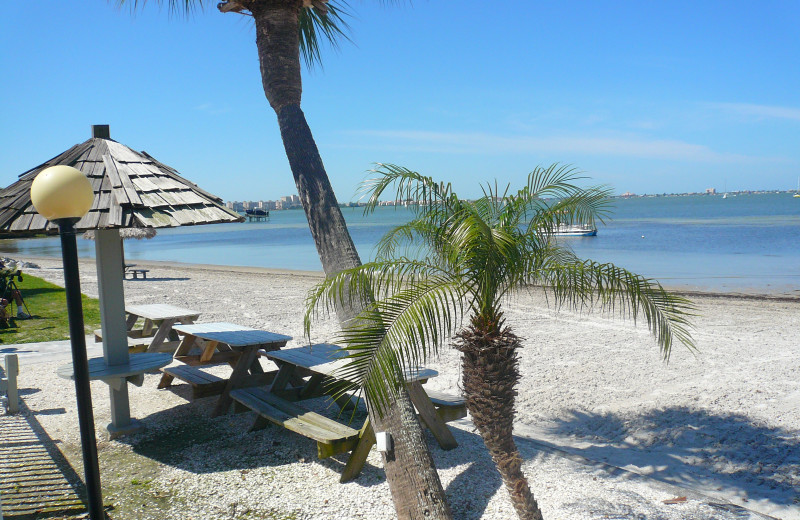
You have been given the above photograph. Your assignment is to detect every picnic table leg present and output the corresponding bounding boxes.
[147,318,178,352]
[299,373,324,399]
[142,319,155,336]
[406,381,458,450]
[125,313,139,331]
[167,315,198,342]
[268,362,297,394]
[340,419,376,483]
[157,334,196,389]
[212,346,261,417]
[199,340,220,363]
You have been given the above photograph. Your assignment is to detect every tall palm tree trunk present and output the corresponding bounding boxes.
[252,4,452,518]
[456,321,544,520]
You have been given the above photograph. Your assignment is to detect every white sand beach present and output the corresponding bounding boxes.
[2,256,798,520]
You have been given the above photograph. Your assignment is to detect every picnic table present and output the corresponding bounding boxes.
[157,322,291,414]
[230,343,467,482]
[95,303,201,353]
[124,264,149,279]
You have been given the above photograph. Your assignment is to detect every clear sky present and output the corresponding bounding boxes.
[1,1,798,201]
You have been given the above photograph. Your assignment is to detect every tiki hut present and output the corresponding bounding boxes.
[0,125,244,436]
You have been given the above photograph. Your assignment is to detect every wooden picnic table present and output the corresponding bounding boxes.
[231,343,466,482]
[124,303,201,353]
[157,322,291,415]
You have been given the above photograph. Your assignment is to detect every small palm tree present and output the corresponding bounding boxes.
[306,163,695,520]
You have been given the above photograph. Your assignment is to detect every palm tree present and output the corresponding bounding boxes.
[117,1,452,518]
[306,163,696,519]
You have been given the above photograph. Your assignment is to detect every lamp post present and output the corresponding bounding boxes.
[30,165,104,520]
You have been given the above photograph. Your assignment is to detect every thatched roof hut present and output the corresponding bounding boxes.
[0,125,243,236]
[0,125,245,437]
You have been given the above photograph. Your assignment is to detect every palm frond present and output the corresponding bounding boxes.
[538,260,697,359]
[114,0,206,16]
[305,260,468,415]
[359,164,458,214]
[298,0,352,69]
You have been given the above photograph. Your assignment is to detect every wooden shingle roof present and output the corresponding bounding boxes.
[0,132,244,235]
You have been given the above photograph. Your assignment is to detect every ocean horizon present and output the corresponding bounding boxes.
[1,192,798,296]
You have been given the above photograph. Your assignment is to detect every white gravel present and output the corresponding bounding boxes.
[2,255,798,520]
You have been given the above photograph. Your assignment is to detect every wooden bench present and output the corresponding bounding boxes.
[93,329,181,354]
[57,353,172,391]
[425,390,467,423]
[158,364,228,399]
[230,387,361,459]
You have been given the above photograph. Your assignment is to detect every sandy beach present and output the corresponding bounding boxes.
[2,255,798,520]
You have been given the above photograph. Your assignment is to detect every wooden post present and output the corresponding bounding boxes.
[3,354,19,414]
[94,227,138,437]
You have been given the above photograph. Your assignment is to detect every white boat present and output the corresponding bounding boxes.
[553,224,597,236]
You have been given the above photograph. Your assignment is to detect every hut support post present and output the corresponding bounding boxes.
[95,228,142,438]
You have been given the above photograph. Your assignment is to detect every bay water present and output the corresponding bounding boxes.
[1,193,798,295]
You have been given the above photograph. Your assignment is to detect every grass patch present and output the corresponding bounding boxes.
[0,272,101,344]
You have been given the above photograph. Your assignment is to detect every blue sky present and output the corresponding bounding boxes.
[1,1,798,201]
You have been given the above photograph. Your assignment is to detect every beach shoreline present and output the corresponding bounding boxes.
[1,254,798,519]
[7,252,800,302]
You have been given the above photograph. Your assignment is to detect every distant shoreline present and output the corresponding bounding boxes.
[8,252,798,302]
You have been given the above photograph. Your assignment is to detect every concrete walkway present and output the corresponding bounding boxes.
[0,336,103,366]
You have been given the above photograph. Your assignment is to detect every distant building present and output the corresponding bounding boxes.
[227,194,300,211]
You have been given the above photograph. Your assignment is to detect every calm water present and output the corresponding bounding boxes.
[1,193,799,294]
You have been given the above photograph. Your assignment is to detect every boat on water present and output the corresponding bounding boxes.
[553,224,597,236]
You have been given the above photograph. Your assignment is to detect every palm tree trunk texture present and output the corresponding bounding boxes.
[456,324,544,520]
[253,5,452,518]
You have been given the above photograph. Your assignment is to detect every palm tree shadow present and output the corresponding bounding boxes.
[430,424,505,518]
[544,406,800,509]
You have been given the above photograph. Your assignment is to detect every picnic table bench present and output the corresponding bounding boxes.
[231,343,467,482]
[229,386,361,458]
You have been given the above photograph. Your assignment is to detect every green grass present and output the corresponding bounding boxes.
[0,273,101,344]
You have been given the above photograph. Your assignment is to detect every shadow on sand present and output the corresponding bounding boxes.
[544,406,800,510]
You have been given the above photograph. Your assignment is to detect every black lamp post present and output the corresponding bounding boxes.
[30,165,104,519]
